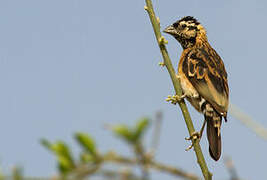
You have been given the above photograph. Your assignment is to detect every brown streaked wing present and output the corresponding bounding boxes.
[182,47,229,116]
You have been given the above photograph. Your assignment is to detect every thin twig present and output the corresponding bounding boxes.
[94,169,141,180]
[102,151,200,180]
[134,143,150,180]
[144,1,212,179]
[224,156,239,180]
[71,164,100,180]
[149,111,163,157]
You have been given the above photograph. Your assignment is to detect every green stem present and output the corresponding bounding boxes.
[144,0,212,179]
[103,151,200,180]
[134,143,150,180]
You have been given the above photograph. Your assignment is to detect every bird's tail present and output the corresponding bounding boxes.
[205,113,222,161]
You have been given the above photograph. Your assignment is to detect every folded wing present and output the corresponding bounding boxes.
[182,47,229,117]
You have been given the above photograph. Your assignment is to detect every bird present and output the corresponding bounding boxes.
[163,16,229,161]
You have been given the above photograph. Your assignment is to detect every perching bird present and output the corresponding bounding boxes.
[163,16,229,161]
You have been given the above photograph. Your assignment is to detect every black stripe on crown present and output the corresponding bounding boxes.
[178,16,200,25]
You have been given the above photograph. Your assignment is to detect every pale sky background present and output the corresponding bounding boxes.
[0,0,266,179]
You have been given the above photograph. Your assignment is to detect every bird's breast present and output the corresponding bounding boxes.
[178,70,199,98]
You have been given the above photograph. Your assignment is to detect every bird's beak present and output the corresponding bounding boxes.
[163,25,176,35]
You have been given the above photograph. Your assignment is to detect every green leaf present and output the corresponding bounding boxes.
[54,142,75,174]
[133,118,150,142]
[40,139,53,150]
[57,155,74,174]
[112,124,135,143]
[41,139,75,173]
[57,161,70,175]
[52,142,71,158]
[75,133,97,156]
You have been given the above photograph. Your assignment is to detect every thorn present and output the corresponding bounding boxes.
[156,17,160,26]
[158,62,165,67]
[144,6,148,11]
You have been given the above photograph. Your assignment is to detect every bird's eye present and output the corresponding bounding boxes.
[188,26,196,30]
[181,24,187,28]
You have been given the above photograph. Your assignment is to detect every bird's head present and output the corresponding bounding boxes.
[163,16,206,49]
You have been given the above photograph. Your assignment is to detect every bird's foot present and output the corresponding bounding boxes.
[185,131,202,151]
[166,94,186,105]
[185,119,206,151]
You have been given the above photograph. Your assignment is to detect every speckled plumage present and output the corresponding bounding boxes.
[164,16,229,161]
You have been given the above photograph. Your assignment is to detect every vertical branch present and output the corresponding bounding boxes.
[144,0,212,179]
[224,157,239,180]
[149,111,163,156]
[134,143,149,180]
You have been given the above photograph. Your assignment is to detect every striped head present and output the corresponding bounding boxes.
[164,16,206,49]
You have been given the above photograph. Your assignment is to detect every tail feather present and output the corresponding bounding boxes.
[206,115,222,161]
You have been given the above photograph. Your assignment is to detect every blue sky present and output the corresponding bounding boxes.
[0,0,266,179]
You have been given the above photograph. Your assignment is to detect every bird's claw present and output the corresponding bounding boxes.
[185,144,194,151]
[185,131,201,140]
[166,94,186,105]
[185,132,201,151]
